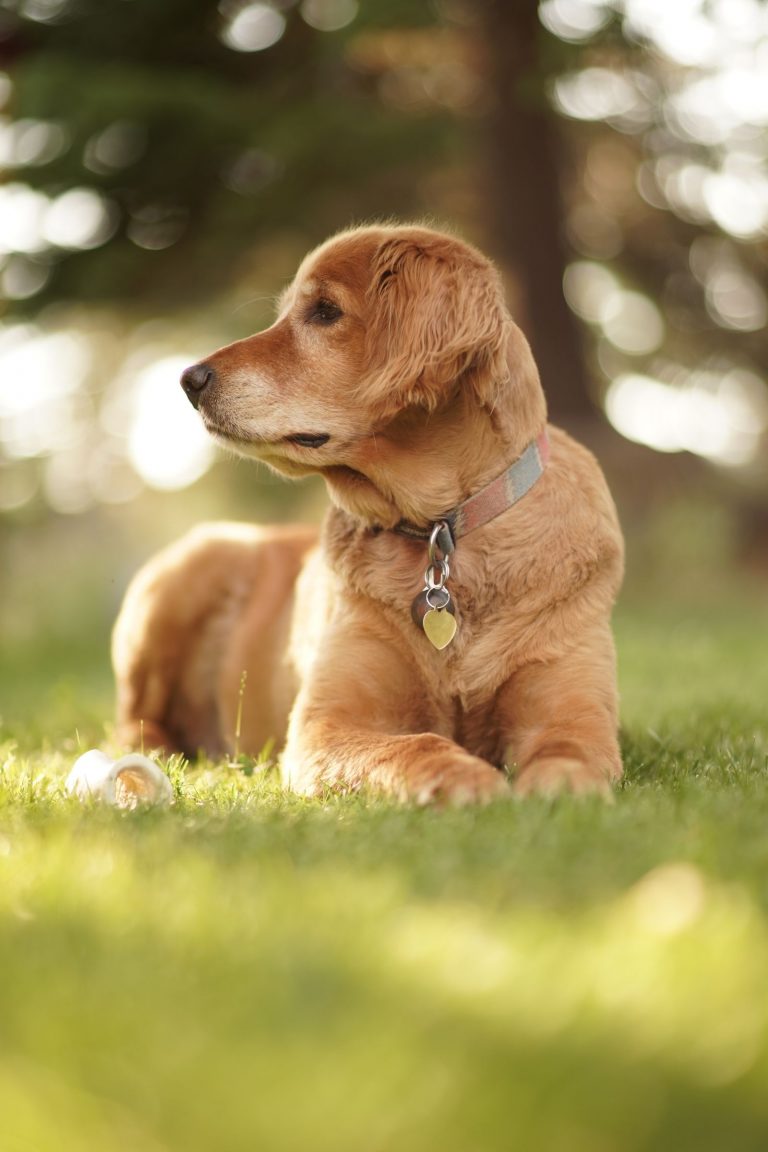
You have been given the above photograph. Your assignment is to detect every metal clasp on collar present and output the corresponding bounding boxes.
[430,520,454,559]
[411,520,459,650]
[425,520,452,595]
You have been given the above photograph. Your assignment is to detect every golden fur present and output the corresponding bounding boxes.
[113,224,624,803]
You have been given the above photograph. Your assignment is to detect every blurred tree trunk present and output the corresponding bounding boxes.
[478,0,592,426]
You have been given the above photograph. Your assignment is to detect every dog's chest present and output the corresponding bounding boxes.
[342,529,516,694]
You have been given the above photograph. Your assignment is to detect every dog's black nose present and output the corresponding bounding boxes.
[180,362,215,409]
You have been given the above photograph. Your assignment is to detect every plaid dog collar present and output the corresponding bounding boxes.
[393,429,550,553]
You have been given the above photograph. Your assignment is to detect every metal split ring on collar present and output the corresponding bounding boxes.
[424,585,451,611]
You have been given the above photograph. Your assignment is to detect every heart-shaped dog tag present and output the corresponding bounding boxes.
[423,607,457,650]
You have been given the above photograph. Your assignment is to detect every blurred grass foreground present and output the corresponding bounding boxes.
[1,0,768,1149]
[1,587,768,1152]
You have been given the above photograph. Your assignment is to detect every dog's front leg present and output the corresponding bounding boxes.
[281,624,509,806]
[498,620,623,798]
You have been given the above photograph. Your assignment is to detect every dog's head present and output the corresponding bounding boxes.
[181,224,546,525]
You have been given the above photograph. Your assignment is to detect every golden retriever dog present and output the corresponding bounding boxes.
[112,224,624,803]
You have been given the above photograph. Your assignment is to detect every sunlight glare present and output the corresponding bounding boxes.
[127,356,217,490]
[628,863,706,937]
[605,370,766,466]
[0,326,91,459]
[624,0,719,67]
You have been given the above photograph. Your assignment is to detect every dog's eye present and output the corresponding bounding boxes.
[307,298,343,326]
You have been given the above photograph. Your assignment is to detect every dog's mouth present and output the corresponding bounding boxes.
[200,415,330,453]
[282,432,331,449]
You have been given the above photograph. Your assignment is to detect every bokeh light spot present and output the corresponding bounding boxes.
[703,170,768,239]
[605,369,766,466]
[221,2,286,52]
[1,255,50,300]
[554,68,641,122]
[43,187,117,250]
[705,266,767,332]
[0,326,91,459]
[563,260,620,323]
[127,204,188,251]
[0,118,69,167]
[83,120,147,174]
[602,290,664,355]
[0,184,49,255]
[539,0,610,42]
[300,0,358,33]
[127,356,217,490]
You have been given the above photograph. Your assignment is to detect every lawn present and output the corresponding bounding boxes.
[1,589,767,1152]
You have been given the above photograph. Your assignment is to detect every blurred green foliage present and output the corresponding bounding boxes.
[2,0,457,311]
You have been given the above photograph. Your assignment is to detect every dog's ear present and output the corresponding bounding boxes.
[364,232,510,415]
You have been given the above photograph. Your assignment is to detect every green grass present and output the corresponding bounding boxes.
[1,591,768,1152]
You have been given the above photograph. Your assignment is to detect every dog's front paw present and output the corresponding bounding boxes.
[405,751,510,807]
[282,731,511,806]
[512,756,614,799]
